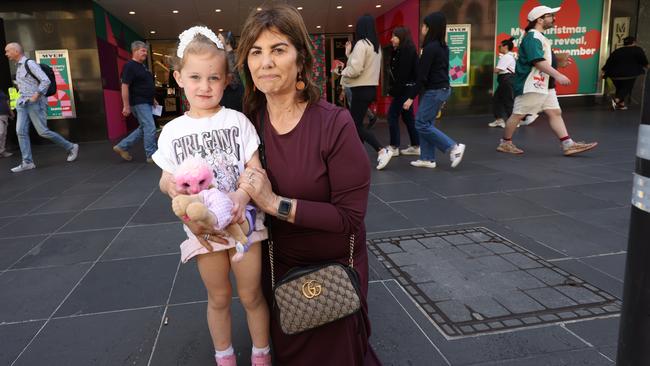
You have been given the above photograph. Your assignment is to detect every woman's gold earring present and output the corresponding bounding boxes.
[295,73,306,91]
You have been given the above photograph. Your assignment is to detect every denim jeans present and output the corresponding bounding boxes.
[116,103,157,158]
[16,97,74,164]
[387,94,419,147]
[415,88,454,161]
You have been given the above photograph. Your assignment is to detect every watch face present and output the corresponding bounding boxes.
[278,199,291,215]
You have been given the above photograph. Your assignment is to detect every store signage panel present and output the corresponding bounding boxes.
[495,0,610,96]
[35,49,77,119]
[447,24,471,87]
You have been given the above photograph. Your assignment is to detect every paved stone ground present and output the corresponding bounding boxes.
[0,105,633,365]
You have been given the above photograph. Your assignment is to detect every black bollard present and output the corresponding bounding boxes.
[617,73,650,365]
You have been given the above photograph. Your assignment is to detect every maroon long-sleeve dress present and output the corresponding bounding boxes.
[259,99,381,365]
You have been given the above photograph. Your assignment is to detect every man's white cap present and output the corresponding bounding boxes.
[527,6,561,22]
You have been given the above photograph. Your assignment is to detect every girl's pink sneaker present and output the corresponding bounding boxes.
[251,353,272,366]
[215,354,237,366]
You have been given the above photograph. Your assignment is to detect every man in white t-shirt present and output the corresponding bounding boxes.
[496,5,597,156]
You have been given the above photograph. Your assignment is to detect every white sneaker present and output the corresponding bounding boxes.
[376,147,393,170]
[488,119,505,128]
[67,144,79,162]
[449,143,466,168]
[11,162,36,173]
[520,114,539,126]
[410,160,436,168]
[400,146,420,156]
[388,146,400,157]
[0,151,12,158]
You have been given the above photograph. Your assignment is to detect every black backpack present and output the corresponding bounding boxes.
[25,59,57,97]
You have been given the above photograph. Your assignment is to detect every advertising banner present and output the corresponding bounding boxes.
[447,24,471,87]
[495,0,610,96]
[612,17,630,51]
[35,49,76,119]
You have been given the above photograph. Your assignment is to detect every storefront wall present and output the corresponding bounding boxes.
[0,0,106,142]
[373,0,643,117]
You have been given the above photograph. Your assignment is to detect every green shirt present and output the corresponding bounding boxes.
[513,30,552,96]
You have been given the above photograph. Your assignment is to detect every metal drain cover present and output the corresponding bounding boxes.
[368,227,620,338]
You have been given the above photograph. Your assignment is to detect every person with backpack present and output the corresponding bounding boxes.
[4,42,78,173]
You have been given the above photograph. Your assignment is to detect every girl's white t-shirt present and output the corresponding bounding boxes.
[496,52,516,74]
[152,107,260,193]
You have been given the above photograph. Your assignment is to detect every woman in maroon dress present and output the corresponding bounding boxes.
[236,4,382,365]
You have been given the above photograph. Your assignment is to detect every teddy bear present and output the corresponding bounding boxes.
[171,156,253,261]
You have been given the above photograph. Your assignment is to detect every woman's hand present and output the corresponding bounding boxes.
[238,167,278,215]
[403,98,414,110]
[185,219,228,251]
[345,41,352,57]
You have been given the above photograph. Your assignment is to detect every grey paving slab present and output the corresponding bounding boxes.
[0,235,46,270]
[129,191,179,225]
[149,302,252,366]
[60,181,116,196]
[371,181,439,202]
[509,187,623,213]
[567,181,633,207]
[367,282,450,366]
[13,307,163,366]
[365,202,415,233]
[452,192,555,221]
[14,176,83,200]
[0,321,44,366]
[493,291,546,313]
[391,198,484,227]
[472,348,614,366]
[566,207,631,236]
[566,317,620,348]
[169,261,209,304]
[58,206,139,232]
[525,288,578,308]
[0,263,91,322]
[505,215,627,257]
[422,172,545,197]
[599,345,617,361]
[0,212,77,238]
[55,255,178,316]
[553,259,624,300]
[88,187,155,209]
[580,253,626,281]
[30,194,101,214]
[0,199,47,218]
[12,229,119,269]
[101,222,184,260]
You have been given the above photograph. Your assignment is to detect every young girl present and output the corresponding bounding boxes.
[152,26,271,366]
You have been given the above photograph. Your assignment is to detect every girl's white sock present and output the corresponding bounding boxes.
[252,345,271,356]
[215,345,235,358]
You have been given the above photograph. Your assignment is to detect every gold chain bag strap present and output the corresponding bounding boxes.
[257,110,361,335]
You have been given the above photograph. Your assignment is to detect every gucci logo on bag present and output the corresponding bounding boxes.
[302,280,322,299]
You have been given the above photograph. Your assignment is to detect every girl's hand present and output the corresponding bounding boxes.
[238,167,278,215]
[345,41,352,57]
[228,189,251,225]
[160,171,185,198]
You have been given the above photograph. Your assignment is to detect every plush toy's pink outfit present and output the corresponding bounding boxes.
[180,188,268,263]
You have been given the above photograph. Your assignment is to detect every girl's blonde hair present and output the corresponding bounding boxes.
[173,33,229,74]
